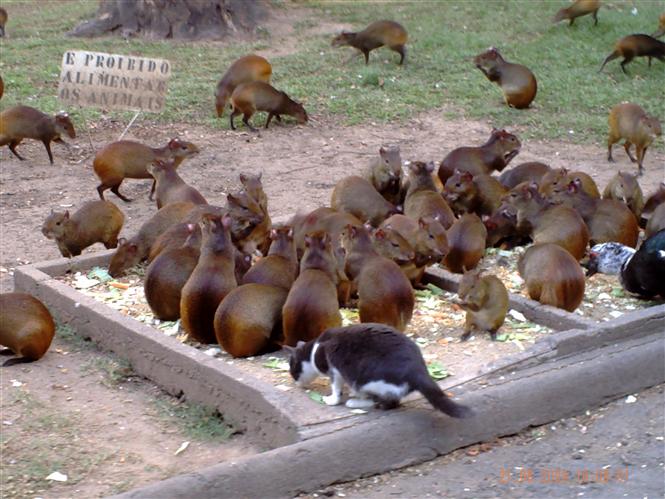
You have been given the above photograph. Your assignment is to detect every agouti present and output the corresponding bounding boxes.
[93,138,200,202]
[505,182,590,260]
[0,7,6,37]
[550,178,639,247]
[229,82,307,131]
[438,128,521,183]
[215,55,272,118]
[602,171,644,219]
[607,102,662,176]
[539,168,600,198]
[226,190,270,255]
[282,231,343,346]
[473,47,537,109]
[147,222,202,263]
[456,269,508,341]
[444,170,507,216]
[180,214,237,344]
[483,204,526,248]
[332,20,408,65]
[147,159,207,209]
[342,225,414,331]
[404,161,456,229]
[364,145,403,205]
[599,34,665,74]
[0,75,4,100]
[366,225,415,267]
[0,105,75,164]
[518,243,585,312]
[214,283,287,358]
[498,161,552,189]
[444,213,487,274]
[654,13,665,38]
[331,175,399,227]
[0,293,55,366]
[144,224,200,321]
[646,203,665,238]
[242,226,298,290]
[239,172,268,213]
[552,0,601,26]
[108,202,196,277]
[643,182,665,223]
[380,214,449,285]
[42,200,124,258]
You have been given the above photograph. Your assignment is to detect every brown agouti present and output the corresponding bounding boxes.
[239,172,268,213]
[180,214,237,344]
[539,168,600,198]
[456,269,508,341]
[0,75,4,100]
[654,13,665,38]
[550,179,639,247]
[498,161,552,189]
[226,190,271,255]
[0,293,55,366]
[332,20,408,65]
[214,283,287,358]
[230,81,307,131]
[331,175,399,227]
[505,182,590,260]
[342,225,414,331]
[0,7,7,37]
[108,202,196,277]
[553,0,601,26]
[518,243,585,312]
[364,145,403,205]
[0,105,75,164]
[147,222,202,263]
[483,204,525,248]
[444,213,487,274]
[646,203,665,237]
[242,226,298,290]
[367,225,415,267]
[599,34,665,74]
[93,138,200,202]
[215,55,272,118]
[473,47,537,109]
[602,171,644,219]
[404,161,456,229]
[147,159,207,209]
[444,170,507,216]
[144,224,200,321]
[643,182,665,223]
[607,102,662,176]
[438,128,521,183]
[282,231,343,346]
[292,207,363,256]
[42,200,124,258]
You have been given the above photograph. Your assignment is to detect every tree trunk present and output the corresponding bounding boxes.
[68,0,267,40]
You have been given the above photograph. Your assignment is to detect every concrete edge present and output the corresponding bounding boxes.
[113,331,665,499]
[13,261,302,449]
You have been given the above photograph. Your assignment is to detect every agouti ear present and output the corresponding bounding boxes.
[461,171,473,181]
[239,173,247,183]
[287,227,294,238]
[379,146,386,154]
[168,138,180,149]
[484,220,497,230]
[374,229,385,240]
[304,234,312,248]
[64,211,70,219]
[227,193,238,205]
[348,225,358,238]
[117,237,127,246]
[418,218,427,229]
[128,243,139,254]
[425,161,435,173]
[270,228,278,239]
[221,214,232,229]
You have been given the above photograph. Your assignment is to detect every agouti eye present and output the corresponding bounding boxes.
[455,183,461,188]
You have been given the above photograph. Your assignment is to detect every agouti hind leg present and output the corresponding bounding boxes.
[392,45,406,65]
[623,141,637,162]
[8,140,25,161]
[619,56,634,74]
[592,10,599,26]
[43,139,54,164]
[149,179,156,201]
[109,183,132,203]
[242,113,258,132]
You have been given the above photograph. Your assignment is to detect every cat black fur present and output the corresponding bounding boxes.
[287,323,473,418]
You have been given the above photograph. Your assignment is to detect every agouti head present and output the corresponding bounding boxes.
[484,204,518,247]
[200,213,233,255]
[108,238,140,277]
[167,138,200,159]
[637,114,663,142]
[267,225,295,254]
[239,172,267,209]
[331,32,355,47]
[418,216,449,264]
[489,128,521,165]
[283,93,308,125]
[473,47,505,71]
[444,170,476,209]
[605,171,640,204]
[380,145,402,179]
[41,209,70,240]
[302,230,339,275]
[457,268,486,311]
[371,226,415,265]
[504,181,542,208]
[146,159,171,177]
[227,191,265,228]
[54,112,76,139]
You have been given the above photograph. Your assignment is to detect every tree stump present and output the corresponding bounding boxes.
[68,0,268,40]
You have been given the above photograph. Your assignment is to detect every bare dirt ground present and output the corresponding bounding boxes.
[1,109,663,497]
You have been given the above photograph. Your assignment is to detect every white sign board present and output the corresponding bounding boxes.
[58,50,171,112]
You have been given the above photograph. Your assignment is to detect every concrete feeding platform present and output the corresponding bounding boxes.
[13,251,665,498]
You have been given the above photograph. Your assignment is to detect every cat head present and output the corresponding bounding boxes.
[284,340,318,387]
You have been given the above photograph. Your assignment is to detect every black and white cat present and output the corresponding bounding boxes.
[285,323,473,417]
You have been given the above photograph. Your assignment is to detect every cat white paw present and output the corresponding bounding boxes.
[345,398,374,409]
[323,394,341,406]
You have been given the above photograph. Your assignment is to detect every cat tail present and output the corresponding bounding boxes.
[416,374,474,419]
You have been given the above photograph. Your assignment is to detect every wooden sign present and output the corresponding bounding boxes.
[57,50,171,112]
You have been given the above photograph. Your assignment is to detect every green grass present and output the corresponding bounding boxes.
[151,396,236,441]
[0,0,663,145]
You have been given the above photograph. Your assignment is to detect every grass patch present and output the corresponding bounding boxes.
[56,323,92,351]
[81,356,134,387]
[151,396,235,441]
[0,0,662,145]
